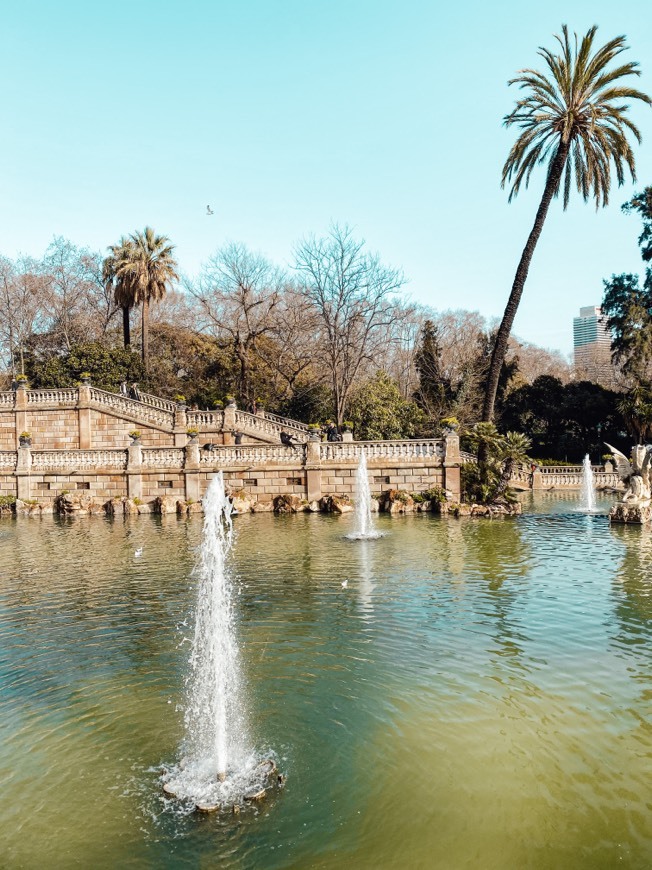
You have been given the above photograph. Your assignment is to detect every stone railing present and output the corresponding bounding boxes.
[0,391,15,407]
[137,390,178,413]
[320,440,444,461]
[89,388,175,430]
[186,409,225,430]
[200,443,303,466]
[141,448,185,468]
[31,449,128,470]
[0,450,17,469]
[538,470,622,489]
[234,410,309,441]
[263,411,309,431]
[27,388,79,406]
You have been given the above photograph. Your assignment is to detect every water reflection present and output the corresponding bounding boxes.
[1,503,651,868]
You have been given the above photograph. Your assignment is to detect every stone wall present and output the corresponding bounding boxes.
[0,437,457,509]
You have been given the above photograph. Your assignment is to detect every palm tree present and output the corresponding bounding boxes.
[103,237,135,348]
[482,25,651,422]
[104,228,179,371]
[127,227,179,372]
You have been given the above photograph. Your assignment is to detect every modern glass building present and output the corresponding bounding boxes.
[573,305,613,384]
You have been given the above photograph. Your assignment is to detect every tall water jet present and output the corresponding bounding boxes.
[163,473,279,811]
[579,454,596,513]
[347,452,383,540]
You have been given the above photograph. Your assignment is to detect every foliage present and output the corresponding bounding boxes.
[347,370,424,441]
[462,423,531,505]
[618,384,652,443]
[23,341,144,393]
[128,430,141,439]
[602,187,652,383]
[0,495,16,506]
[501,375,626,461]
[412,486,446,504]
[414,320,447,418]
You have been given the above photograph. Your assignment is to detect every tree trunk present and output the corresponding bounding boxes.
[122,306,131,348]
[141,297,149,373]
[482,141,570,422]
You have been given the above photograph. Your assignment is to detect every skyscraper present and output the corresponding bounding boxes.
[573,305,613,384]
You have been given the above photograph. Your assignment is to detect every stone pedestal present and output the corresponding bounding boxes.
[610,501,651,525]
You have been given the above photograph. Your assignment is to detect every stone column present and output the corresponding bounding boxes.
[126,438,142,500]
[174,405,188,447]
[223,400,236,445]
[305,433,322,502]
[442,432,461,500]
[14,382,27,449]
[184,438,201,502]
[15,442,32,501]
[532,468,543,490]
[78,383,92,449]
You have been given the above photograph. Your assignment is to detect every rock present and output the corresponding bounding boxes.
[251,500,274,512]
[54,492,98,516]
[187,501,203,514]
[369,498,380,513]
[103,498,121,516]
[416,500,432,512]
[231,493,254,513]
[136,502,152,514]
[273,494,304,513]
[305,500,321,513]
[610,501,651,525]
[378,489,415,514]
[123,498,139,515]
[319,495,353,514]
[153,496,177,515]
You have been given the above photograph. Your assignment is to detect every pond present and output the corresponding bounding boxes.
[0,494,650,868]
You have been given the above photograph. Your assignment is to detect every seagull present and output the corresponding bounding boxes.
[206,205,214,215]
[341,579,348,588]
[135,547,143,557]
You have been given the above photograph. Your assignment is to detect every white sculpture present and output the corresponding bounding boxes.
[605,442,652,506]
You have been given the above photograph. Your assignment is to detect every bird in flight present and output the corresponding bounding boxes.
[206,205,214,215]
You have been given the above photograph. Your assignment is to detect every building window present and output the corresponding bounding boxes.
[286,477,303,486]
[76,481,90,490]
[244,478,258,486]
[158,480,173,488]
[374,475,390,485]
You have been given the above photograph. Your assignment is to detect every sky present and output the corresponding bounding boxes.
[2,0,652,355]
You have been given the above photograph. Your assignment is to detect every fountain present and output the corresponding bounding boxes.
[579,454,597,513]
[346,452,384,540]
[162,472,281,812]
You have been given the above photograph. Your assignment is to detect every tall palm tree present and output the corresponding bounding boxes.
[482,25,651,422]
[104,228,179,371]
[103,237,135,348]
[127,227,179,372]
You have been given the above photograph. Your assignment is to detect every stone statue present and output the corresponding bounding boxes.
[605,442,652,520]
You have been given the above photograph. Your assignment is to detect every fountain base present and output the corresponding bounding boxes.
[610,501,652,525]
[162,758,283,814]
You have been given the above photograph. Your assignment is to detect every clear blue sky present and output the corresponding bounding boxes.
[2,0,651,354]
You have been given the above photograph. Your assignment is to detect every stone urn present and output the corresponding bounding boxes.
[19,433,32,447]
[225,396,236,408]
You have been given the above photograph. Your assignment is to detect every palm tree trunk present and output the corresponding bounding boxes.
[122,306,131,348]
[482,141,570,422]
[141,297,149,374]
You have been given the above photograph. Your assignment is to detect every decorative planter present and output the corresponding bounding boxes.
[19,436,32,448]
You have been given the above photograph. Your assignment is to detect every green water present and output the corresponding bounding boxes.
[0,494,650,869]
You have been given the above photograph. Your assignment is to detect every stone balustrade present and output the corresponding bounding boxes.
[27,388,79,406]
[141,448,185,468]
[89,388,175,430]
[263,411,309,431]
[186,409,225,429]
[31,449,129,470]
[320,440,444,462]
[0,451,17,469]
[0,391,15,407]
[199,444,303,466]
[234,410,308,440]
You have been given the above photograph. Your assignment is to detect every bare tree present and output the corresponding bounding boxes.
[191,242,285,406]
[294,224,405,426]
[0,256,47,376]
